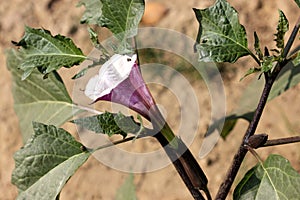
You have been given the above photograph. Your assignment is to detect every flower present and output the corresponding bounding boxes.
[85,54,161,124]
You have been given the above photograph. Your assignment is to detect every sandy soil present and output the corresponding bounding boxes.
[0,0,299,199]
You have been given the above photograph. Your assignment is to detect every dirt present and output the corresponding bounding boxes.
[0,0,299,200]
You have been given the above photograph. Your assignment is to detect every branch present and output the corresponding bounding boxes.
[262,136,300,147]
[154,132,209,200]
[215,16,300,200]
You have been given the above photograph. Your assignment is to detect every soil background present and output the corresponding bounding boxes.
[0,0,299,200]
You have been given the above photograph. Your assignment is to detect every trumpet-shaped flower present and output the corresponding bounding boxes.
[85,54,160,123]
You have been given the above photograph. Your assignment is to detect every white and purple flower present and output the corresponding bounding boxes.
[85,54,163,125]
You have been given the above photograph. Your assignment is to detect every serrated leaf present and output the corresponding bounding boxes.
[240,67,261,81]
[210,60,300,139]
[295,0,300,7]
[6,49,84,141]
[254,32,263,60]
[78,0,103,25]
[234,154,300,200]
[71,112,140,138]
[79,0,144,53]
[261,56,276,73]
[13,26,86,80]
[12,122,90,199]
[88,27,100,45]
[193,0,250,63]
[100,0,144,37]
[274,10,289,50]
[71,35,109,79]
[115,173,137,200]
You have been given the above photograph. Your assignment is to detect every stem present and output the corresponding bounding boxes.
[215,78,273,199]
[88,126,210,199]
[154,132,209,200]
[215,16,300,200]
[282,16,300,58]
[249,51,261,66]
[262,136,300,147]
[131,35,209,199]
[90,136,137,152]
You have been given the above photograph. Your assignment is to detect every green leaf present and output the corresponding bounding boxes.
[294,0,300,7]
[79,0,144,53]
[88,27,100,45]
[100,0,144,37]
[261,56,276,73]
[72,29,110,79]
[13,26,86,80]
[78,0,103,25]
[71,112,140,138]
[6,49,83,141]
[268,61,300,100]
[274,10,289,50]
[240,67,261,81]
[254,32,263,60]
[211,60,300,139]
[12,122,90,199]
[234,154,300,200]
[115,173,137,200]
[193,0,250,62]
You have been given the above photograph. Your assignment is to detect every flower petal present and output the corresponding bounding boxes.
[85,54,137,101]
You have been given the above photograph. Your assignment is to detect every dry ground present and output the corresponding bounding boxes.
[0,0,299,199]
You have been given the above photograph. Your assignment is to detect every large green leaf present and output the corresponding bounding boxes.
[13,26,86,80]
[115,173,137,200]
[211,60,300,139]
[99,0,144,37]
[79,0,145,53]
[193,0,251,63]
[12,122,90,199]
[6,49,83,141]
[71,112,140,138]
[233,154,300,200]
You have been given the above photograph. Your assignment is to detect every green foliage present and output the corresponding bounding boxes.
[115,173,137,200]
[254,32,263,60]
[71,112,140,138]
[12,122,90,199]
[13,27,86,80]
[274,10,289,50]
[6,49,84,141]
[78,0,103,25]
[261,56,276,73]
[215,60,300,139]
[234,154,300,200]
[295,0,300,7]
[71,28,110,79]
[193,0,250,63]
[79,0,145,53]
